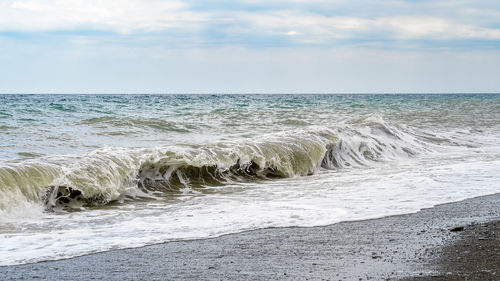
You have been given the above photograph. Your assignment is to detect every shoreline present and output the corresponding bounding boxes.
[2,193,499,280]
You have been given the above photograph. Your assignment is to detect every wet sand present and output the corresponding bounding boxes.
[1,193,499,280]
[406,219,499,281]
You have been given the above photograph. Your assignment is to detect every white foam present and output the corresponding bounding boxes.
[1,137,498,266]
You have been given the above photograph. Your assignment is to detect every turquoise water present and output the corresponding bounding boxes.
[1,94,497,160]
[0,94,499,265]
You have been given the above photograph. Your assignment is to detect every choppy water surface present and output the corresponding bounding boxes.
[0,94,499,265]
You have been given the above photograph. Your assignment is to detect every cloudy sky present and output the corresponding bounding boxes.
[1,0,499,93]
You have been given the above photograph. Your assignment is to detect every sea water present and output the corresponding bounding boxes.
[0,94,498,265]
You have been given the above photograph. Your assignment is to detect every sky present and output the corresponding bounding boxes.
[0,0,499,93]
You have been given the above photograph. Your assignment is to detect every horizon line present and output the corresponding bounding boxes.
[1,92,499,95]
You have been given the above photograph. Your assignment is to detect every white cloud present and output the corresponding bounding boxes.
[234,11,500,42]
[0,0,499,45]
[379,16,500,40]
[0,0,207,33]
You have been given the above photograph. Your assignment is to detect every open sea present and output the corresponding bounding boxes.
[0,94,499,265]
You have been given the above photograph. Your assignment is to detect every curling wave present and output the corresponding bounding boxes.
[0,118,436,216]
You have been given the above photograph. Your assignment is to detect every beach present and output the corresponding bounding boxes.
[2,193,498,280]
[2,0,500,278]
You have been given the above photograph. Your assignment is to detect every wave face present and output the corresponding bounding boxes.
[1,118,427,213]
[0,94,499,266]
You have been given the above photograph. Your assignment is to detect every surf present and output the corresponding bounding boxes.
[0,118,434,218]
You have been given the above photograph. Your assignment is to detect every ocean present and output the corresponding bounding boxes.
[0,94,498,266]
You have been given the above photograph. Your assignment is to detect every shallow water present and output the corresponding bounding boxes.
[0,94,499,265]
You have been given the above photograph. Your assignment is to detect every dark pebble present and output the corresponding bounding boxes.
[449,226,464,232]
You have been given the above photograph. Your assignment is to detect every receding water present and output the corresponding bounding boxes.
[0,94,499,265]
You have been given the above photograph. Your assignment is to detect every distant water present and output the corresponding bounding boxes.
[0,94,499,265]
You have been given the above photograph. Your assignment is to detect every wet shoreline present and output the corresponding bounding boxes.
[1,193,499,280]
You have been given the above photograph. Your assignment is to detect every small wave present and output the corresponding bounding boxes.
[279,119,312,126]
[0,111,13,118]
[49,103,78,112]
[0,119,437,217]
[80,116,192,133]
[0,125,17,130]
[17,152,46,158]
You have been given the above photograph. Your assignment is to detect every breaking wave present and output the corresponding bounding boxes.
[0,118,438,217]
